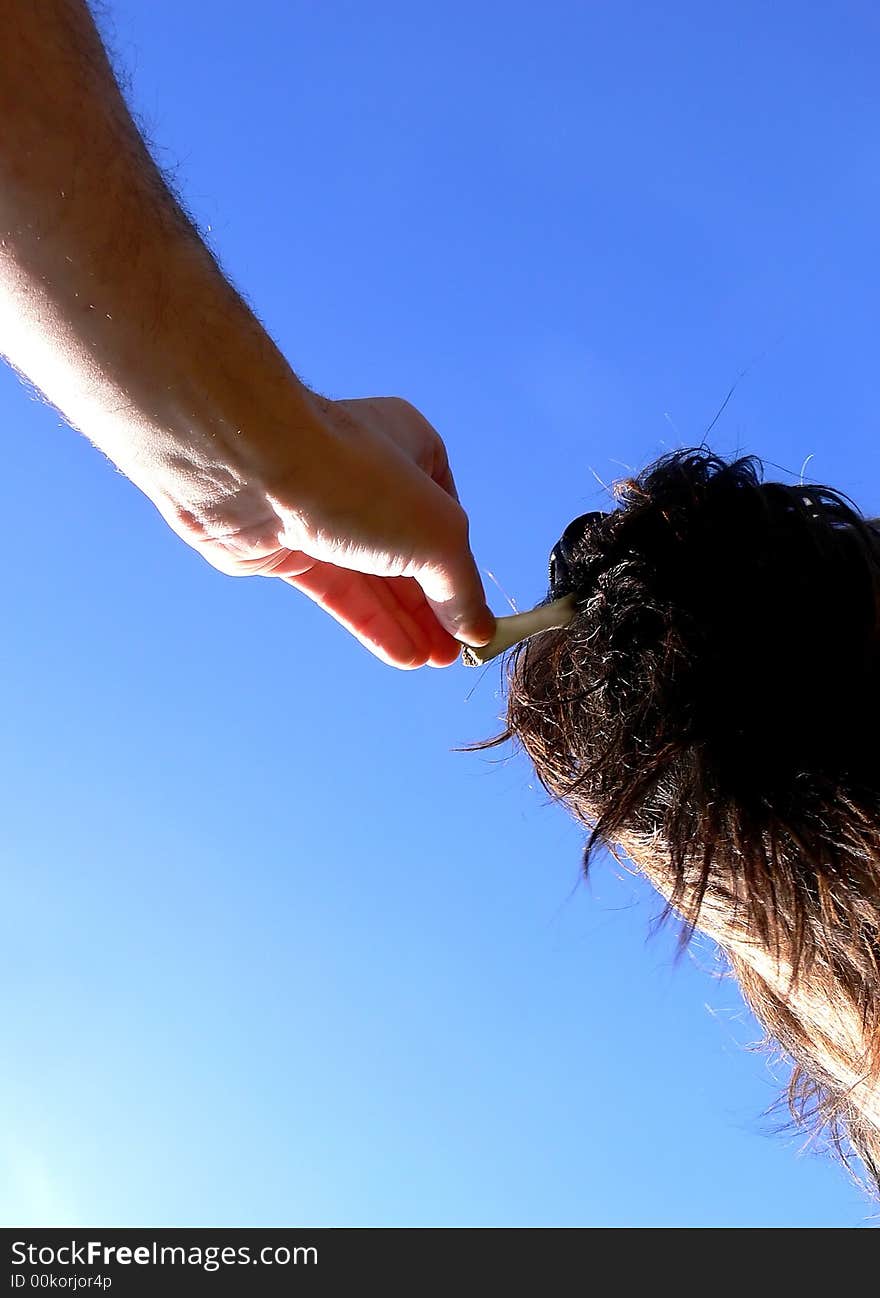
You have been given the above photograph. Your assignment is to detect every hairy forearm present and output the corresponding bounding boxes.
[0,0,319,521]
[0,1,494,660]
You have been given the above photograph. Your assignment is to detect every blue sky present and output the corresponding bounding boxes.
[1,0,878,1226]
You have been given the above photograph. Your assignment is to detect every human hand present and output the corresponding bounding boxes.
[0,1,494,670]
[160,393,496,669]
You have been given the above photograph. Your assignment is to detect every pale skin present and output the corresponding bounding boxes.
[0,0,496,669]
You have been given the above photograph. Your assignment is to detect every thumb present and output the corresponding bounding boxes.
[414,540,496,647]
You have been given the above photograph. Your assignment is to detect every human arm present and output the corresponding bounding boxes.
[0,0,495,667]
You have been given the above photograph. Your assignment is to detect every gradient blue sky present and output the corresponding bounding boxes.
[1,0,878,1227]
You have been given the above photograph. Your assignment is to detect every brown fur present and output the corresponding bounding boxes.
[481,450,880,1190]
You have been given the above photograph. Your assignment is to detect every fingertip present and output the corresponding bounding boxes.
[399,634,433,669]
[426,642,463,669]
[364,635,429,671]
[392,645,430,670]
[455,606,497,648]
[418,552,496,647]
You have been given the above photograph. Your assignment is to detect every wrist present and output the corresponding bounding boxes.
[4,214,323,518]
[117,288,329,537]
[121,243,320,488]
